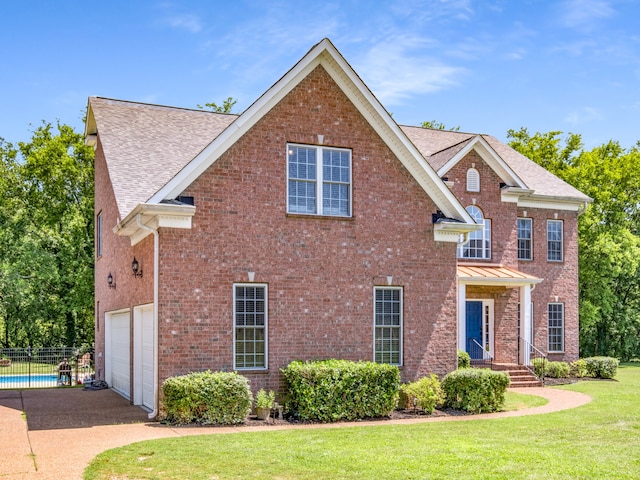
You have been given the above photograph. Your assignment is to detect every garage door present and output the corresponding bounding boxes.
[106,311,131,399]
[134,304,154,410]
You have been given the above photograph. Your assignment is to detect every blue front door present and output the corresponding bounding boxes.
[466,301,483,359]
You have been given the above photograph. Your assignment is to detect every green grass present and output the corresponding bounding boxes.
[0,361,59,375]
[84,365,640,479]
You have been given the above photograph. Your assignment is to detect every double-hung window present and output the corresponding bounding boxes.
[517,218,532,260]
[548,303,564,352]
[547,220,563,262]
[233,284,267,369]
[374,287,402,365]
[287,144,351,217]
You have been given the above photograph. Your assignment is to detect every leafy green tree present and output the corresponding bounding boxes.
[421,120,460,131]
[508,128,640,359]
[197,97,237,113]
[0,122,94,348]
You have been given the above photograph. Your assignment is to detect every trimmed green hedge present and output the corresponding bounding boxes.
[400,374,444,414]
[584,356,619,379]
[442,368,510,413]
[457,350,471,369]
[546,361,570,378]
[281,359,400,422]
[160,371,252,425]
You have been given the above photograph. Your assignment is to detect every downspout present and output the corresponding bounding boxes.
[136,214,159,419]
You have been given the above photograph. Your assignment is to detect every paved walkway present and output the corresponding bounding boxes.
[0,386,591,480]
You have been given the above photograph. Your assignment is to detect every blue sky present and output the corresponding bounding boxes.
[1,0,638,149]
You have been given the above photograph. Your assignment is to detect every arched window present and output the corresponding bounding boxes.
[466,168,480,192]
[458,206,491,259]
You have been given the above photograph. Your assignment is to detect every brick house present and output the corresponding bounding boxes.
[86,39,590,413]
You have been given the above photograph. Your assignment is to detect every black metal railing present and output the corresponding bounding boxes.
[0,347,94,389]
[469,339,494,370]
[518,336,547,384]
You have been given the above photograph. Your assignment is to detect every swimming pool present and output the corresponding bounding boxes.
[0,374,59,388]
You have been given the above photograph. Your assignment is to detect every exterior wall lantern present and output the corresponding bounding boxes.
[107,272,116,289]
[131,257,143,278]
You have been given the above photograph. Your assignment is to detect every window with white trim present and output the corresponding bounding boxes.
[548,303,564,352]
[547,220,563,262]
[374,287,402,365]
[233,284,267,369]
[458,206,491,259]
[287,144,351,217]
[517,218,532,260]
[96,211,103,258]
[466,168,480,192]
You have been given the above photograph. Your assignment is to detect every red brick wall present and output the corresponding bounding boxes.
[154,65,459,393]
[444,152,580,362]
[94,138,154,388]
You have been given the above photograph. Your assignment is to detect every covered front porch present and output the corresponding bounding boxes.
[457,264,543,368]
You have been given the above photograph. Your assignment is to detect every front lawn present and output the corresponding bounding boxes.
[84,365,640,479]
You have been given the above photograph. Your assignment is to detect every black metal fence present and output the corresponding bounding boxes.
[0,347,94,389]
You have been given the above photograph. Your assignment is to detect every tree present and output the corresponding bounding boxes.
[421,120,460,131]
[507,128,640,359]
[197,97,237,113]
[0,122,94,348]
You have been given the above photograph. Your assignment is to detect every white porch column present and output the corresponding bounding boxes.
[519,284,532,365]
[458,282,466,352]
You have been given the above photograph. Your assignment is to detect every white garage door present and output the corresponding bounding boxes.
[106,311,131,399]
[134,304,154,410]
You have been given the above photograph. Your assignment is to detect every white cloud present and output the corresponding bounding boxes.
[165,14,202,33]
[564,106,603,125]
[354,36,465,104]
[557,0,615,31]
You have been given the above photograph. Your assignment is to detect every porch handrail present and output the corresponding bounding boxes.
[469,338,493,369]
[518,336,546,384]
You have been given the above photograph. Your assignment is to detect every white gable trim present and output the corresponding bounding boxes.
[113,203,196,246]
[437,135,526,189]
[147,39,474,232]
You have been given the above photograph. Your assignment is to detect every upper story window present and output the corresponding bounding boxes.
[96,211,103,258]
[517,218,532,260]
[458,205,491,259]
[233,284,268,370]
[287,144,351,217]
[466,168,480,192]
[547,219,563,262]
[374,287,403,366]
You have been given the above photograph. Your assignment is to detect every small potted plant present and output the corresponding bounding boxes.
[254,388,275,420]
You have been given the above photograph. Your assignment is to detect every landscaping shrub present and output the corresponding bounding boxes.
[281,359,400,422]
[441,368,510,413]
[570,359,588,378]
[160,371,252,425]
[531,357,547,378]
[400,374,444,414]
[457,350,471,369]
[584,356,619,379]
[546,361,570,378]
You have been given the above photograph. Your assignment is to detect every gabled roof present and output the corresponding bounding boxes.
[86,97,236,220]
[144,38,473,227]
[402,126,591,210]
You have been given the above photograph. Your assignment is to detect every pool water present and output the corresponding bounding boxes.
[0,374,59,388]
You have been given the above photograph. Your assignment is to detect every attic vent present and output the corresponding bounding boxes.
[466,168,480,192]
[176,196,195,206]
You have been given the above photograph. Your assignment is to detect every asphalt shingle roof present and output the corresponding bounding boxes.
[91,97,589,219]
[89,97,237,218]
